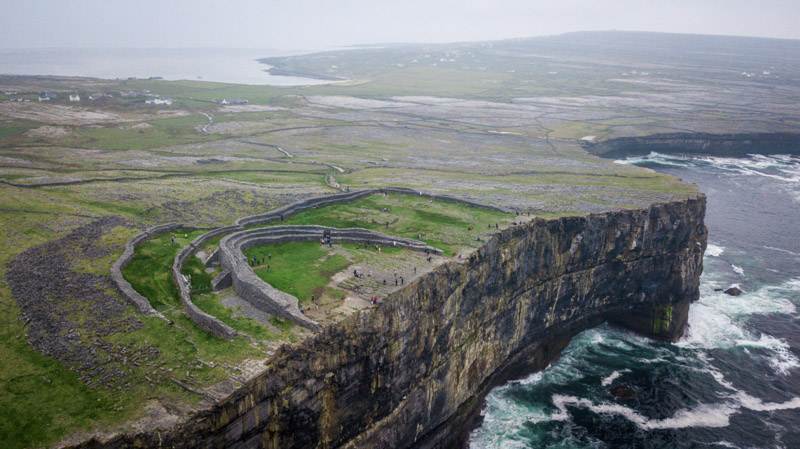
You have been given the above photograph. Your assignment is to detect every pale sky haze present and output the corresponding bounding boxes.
[1,0,799,50]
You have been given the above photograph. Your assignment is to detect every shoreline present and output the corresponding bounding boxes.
[0,48,333,86]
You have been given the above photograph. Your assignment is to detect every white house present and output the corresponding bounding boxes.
[145,96,173,105]
[216,98,248,105]
[69,94,80,102]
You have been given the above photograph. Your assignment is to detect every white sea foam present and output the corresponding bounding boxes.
[781,277,800,289]
[601,369,630,387]
[764,246,800,257]
[615,152,691,167]
[618,153,800,186]
[734,391,800,411]
[700,284,796,317]
[471,384,554,448]
[706,244,725,257]
[679,282,798,375]
[711,441,740,448]
[731,265,745,276]
[550,394,737,429]
[512,371,544,386]
[547,391,800,431]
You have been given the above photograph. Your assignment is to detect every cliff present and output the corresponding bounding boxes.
[584,133,800,158]
[73,196,706,449]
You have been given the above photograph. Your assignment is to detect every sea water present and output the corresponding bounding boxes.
[469,152,800,448]
[0,48,331,85]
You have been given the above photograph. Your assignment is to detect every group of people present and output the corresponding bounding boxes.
[320,234,334,247]
[250,252,272,270]
[355,242,382,252]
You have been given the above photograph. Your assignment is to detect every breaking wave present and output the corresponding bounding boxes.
[470,153,800,448]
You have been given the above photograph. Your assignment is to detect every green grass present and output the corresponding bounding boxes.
[244,241,352,302]
[274,193,513,255]
[182,257,216,295]
[0,224,267,449]
[198,170,325,186]
[50,113,220,151]
[0,298,126,449]
[0,173,32,181]
[0,121,38,138]
[123,229,206,311]
[244,241,404,305]
[191,291,297,342]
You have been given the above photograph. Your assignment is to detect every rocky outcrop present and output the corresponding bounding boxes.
[584,132,800,158]
[76,195,706,449]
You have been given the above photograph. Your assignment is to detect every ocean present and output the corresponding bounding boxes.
[469,152,800,448]
[0,48,329,85]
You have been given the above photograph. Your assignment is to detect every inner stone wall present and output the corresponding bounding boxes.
[218,225,441,330]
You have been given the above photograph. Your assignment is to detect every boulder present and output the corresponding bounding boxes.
[609,385,638,400]
[724,286,743,296]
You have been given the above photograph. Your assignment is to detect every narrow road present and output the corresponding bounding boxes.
[200,112,213,134]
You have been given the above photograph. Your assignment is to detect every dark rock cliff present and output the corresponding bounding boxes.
[73,196,707,449]
[584,133,800,158]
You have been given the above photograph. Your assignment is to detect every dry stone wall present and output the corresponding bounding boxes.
[110,223,189,318]
[108,222,238,339]
[172,239,239,340]
[113,188,506,339]
[219,225,441,330]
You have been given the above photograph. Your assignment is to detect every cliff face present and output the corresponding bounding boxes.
[584,133,800,158]
[75,196,706,449]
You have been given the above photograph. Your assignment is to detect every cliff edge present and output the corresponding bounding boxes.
[73,195,706,449]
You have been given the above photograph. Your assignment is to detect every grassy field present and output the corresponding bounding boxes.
[0,221,266,449]
[244,241,405,304]
[122,230,206,311]
[245,241,351,303]
[274,193,514,255]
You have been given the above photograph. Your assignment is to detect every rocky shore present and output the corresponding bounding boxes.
[584,133,800,159]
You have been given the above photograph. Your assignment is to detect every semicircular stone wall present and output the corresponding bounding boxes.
[113,188,506,339]
[218,225,442,330]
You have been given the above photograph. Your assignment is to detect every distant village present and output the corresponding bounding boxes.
[3,86,249,107]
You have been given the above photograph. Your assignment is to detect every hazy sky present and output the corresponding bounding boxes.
[1,0,799,50]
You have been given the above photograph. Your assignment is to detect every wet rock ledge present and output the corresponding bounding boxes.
[73,195,707,449]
